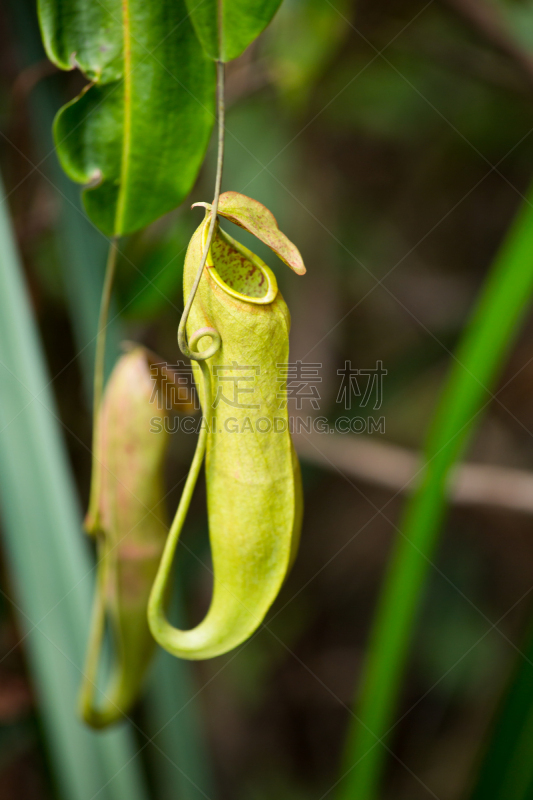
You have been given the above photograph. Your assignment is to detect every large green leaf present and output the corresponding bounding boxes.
[184,0,283,61]
[38,0,216,236]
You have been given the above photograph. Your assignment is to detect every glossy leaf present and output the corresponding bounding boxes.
[38,0,216,235]
[184,0,283,61]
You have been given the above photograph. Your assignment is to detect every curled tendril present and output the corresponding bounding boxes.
[188,326,221,361]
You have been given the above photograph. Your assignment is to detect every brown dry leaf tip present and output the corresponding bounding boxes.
[192,191,306,275]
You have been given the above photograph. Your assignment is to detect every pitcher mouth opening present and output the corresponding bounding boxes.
[203,218,278,305]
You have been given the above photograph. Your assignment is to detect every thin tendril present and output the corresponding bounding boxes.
[177,59,225,361]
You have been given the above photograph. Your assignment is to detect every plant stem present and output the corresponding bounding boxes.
[86,238,118,530]
[339,185,533,800]
[177,59,225,359]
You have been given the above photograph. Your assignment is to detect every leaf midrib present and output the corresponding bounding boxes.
[115,0,132,235]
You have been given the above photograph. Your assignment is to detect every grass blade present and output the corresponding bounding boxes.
[339,187,533,800]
